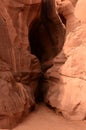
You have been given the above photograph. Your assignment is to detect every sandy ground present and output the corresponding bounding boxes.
[0,104,86,130]
[10,104,86,130]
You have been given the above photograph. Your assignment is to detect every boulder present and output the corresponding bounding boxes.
[43,0,86,121]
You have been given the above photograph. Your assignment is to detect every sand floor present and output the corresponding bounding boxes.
[4,104,85,130]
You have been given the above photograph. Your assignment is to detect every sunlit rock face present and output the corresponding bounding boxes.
[57,24,86,121]
[75,0,86,22]
[44,29,86,120]
[43,0,86,121]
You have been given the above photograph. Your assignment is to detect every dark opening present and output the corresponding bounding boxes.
[29,17,65,102]
[29,19,59,65]
[29,19,58,102]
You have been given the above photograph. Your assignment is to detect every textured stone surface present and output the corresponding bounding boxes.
[0,0,65,128]
[75,0,86,23]
[2,0,86,128]
[0,16,36,129]
[0,1,41,128]
[43,0,86,121]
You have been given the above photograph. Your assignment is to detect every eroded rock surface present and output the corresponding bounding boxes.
[0,16,36,129]
[0,1,41,128]
[0,0,66,128]
[43,0,86,121]
[75,0,86,23]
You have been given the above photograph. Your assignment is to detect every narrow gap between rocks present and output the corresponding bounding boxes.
[29,16,65,103]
